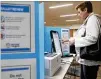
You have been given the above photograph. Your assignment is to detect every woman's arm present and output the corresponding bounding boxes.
[75,15,100,47]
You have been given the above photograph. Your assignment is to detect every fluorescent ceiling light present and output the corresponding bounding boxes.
[66,19,79,22]
[49,4,73,9]
[60,14,77,17]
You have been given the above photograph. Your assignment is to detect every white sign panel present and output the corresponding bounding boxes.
[1,2,35,53]
[1,59,36,79]
[2,65,31,79]
[61,29,70,54]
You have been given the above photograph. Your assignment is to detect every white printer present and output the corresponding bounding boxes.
[45,53,61,76]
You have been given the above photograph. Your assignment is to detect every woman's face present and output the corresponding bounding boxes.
[77,8,89,20]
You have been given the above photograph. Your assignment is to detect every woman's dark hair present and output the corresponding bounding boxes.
[75,1,93,13]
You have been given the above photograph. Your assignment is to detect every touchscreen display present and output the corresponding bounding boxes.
[52,32,62,54]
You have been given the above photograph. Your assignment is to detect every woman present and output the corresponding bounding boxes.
[66,1,101,79]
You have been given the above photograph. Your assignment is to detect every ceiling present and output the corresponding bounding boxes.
[43,1,101,26]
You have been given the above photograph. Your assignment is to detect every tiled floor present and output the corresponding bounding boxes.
[97,66,101,79]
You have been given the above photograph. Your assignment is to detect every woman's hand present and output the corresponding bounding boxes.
[69,37,75,45]
[61,39,69,44]
[61,37,75,45]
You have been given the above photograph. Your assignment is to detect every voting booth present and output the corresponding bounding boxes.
[44,26,70,56]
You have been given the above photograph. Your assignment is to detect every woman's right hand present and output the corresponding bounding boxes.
[62,39,69,43]
[69,37,75,45]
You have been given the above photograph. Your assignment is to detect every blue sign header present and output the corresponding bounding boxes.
[1,4,30,12]
[2,67,29,72]
[62,30,68,32]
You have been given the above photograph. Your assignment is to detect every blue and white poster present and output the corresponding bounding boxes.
[1,59,36,79]
[1,3,35,53]
[2,66,31,79]
[61,29,70,54]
